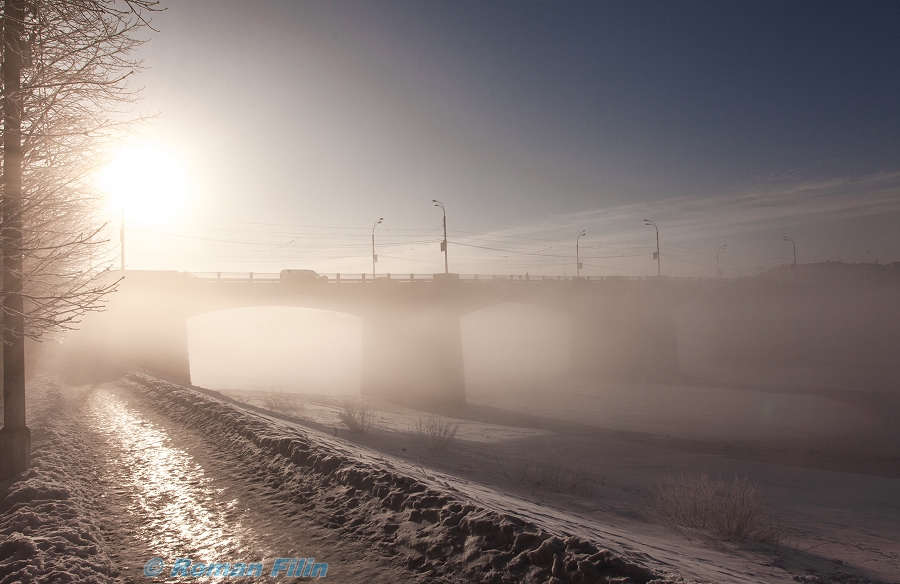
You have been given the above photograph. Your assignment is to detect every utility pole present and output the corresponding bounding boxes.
[783,237,797,281]
[372,218,382,278]
[433,200,448,274]
[644,219,660,276]
[1,0,31,480]
[717,244,726,278]
[576,230,586,278]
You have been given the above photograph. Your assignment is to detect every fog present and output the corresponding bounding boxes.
[460,303,570,385]
[187,303,571,393]
[188,307,362,393]
[42,263,900,582]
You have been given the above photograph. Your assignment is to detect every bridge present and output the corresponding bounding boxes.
[63,267,900,405]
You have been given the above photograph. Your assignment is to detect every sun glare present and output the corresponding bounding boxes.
[101,143,189,224]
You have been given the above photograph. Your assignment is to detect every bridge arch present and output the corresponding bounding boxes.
[187,306,362,394]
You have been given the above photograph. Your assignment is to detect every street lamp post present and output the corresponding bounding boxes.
[717,244,726,278]
[372,218,383,278]
[576,230,586,278]
[783,237,797,280]
[644,219,660,276]
[432,199,448,274]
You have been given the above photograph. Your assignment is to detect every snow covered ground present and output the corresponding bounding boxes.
[222,379,900,584]
[2,374,898,583]
[2,375,679,583]
[0,380,116,583]
[120,373,680,583]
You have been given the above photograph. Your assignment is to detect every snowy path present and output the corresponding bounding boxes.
[77,383,414,582]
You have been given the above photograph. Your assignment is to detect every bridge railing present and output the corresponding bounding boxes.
[188,272,728,284]
[191,272,281,283]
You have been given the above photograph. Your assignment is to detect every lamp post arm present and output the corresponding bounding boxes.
[433,200,448,274]
[372,218,383,278]
[656,227,660,276]
[783,237,796,280]
[576,230,586,278]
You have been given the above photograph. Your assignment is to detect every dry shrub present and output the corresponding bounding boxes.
[414,415,461,453]
[261,393,304,416]
[498,455,596,498]
[568,467,597,498]
[653,470,785,544]
[536,458,596,497]
[537,456,567,491]
[497,456,532,483]
[338,398,378,435]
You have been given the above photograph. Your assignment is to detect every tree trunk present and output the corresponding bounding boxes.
[0,0,30,481]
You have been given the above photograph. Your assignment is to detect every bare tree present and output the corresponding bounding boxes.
[1,0,160,479]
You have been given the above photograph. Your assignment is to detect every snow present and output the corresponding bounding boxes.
[2,373,897,583]
[121,373,685,583]
[0,380,114,583]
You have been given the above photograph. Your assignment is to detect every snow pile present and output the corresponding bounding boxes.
[0,380,115,584]
[125,373,685,584]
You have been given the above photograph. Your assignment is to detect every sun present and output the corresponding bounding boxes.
[101,143,189,224]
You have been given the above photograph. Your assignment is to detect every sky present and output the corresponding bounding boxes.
[107,0,900,277]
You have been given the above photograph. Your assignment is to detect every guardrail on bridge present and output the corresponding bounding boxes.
[187,272,724,284]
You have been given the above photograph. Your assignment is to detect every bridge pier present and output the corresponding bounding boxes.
[568,297,681,382]
[360,310,466,407]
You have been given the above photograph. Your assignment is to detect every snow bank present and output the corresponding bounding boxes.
[124,373,684,584]
[0,380,115,584]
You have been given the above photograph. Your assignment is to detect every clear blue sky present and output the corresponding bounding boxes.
[117,0,900,276]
